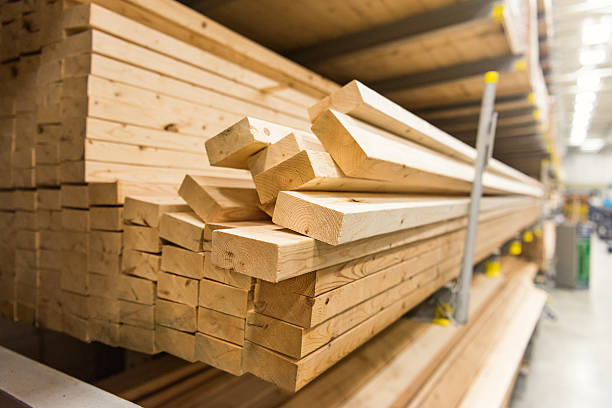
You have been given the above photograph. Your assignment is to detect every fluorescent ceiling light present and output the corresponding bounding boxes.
[574,101,594,113]
[580,138,605,152]
[582,19,612,45]
[580,48,606,65]
[577,72,601,91]
[575,91,597,105]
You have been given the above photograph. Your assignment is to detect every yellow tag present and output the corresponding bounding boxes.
[523,231,534,243]
[533,109,540,120]
[485,71,499,83]
[485,261,500,277]
[528,92,535,104]
[432,318,451,327]
[535,228,543,237]
[509,241,522,255]
[514,59,527,71]
[492,4,505,23]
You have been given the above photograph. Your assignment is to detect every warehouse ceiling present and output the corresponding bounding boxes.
[550,0,612,155]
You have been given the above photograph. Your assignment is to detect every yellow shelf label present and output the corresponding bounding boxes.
[509,241,522,255]
[485,71,499,83]
[492,4,505,23]
[523,231,534,243]
[485,261,501,277]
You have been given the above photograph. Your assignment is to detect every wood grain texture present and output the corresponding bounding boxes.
[311,109,542,197]
[178,174,268,222]
[159,211,205,252]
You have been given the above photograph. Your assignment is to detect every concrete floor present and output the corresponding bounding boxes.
[511,235,612,408]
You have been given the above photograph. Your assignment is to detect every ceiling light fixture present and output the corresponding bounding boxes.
[582,18,612,45]
[580,138,605,152]
[579,48,607,65]
[576,71,601,91]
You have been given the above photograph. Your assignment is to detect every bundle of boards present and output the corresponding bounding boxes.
[0,0,336,335]
[0,0,545,395]
[95,256,546,408]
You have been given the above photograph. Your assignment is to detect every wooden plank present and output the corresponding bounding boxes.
[122,250,161,281]
[203,255,253,289]
[156,325,197,362]
[158,271,199,307]
[252,149,454,204]
[194,332,245,375]
[90,206,124,231]
[197,307,245,346]
[309,80,540,188]
[178,175,268,222]
[124,195,189,228]
[159,211,205,252]
[88,296,120,323]
[243,264,459,392]
[88,251,122,275]
[273,192,474,245]
[212,202,539,282]
[90,320,121,347]
[311,109,542,197]
[90,230,122,254]
[88,272,120,299]
[156,298,197,333]
[61,184,89,209]
[86,0,338,98]
[37,188,61,210]
[199,279,251,318]
[117,275,156,305]
[119,324,157,354]
[118,301,154,332]
[61,208,90,232]
[254,247,453,329]
[204,117,294,169]
[161,245,206,279]
[247,131,324,176]
[123,224,161,253]
[89,181,179,206]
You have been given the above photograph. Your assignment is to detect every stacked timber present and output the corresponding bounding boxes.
[94,256,545,408]
[0,0,335,336]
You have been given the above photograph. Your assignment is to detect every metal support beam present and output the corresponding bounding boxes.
[454,71,498,325]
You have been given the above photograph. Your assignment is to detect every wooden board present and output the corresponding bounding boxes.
[161,245,206,280]
[159,211,205,252]
[309,80,541,188]
[273,192,473,245]
[157,271,199,307]
[156,298,198,333]
[252,149,464,205]
[156,325,197,362]
[123,224,161,253]
[212,202,539,282]
[198,307,246,346]
[204,117,294,169]
[311,109,542,197]
[124,195,189,228]
[199,279,252,318]
[178,175,268,222]
[194,332,245,376]
[247,131,324,176]
[122,250,161,281]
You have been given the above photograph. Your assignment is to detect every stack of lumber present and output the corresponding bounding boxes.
[0,0,335,329]
[203,0,552,177]
[94,256,545,408]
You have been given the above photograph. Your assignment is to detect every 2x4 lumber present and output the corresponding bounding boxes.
[90,206,123,231]
[86,0,338,98]
[62,3,311,120]
[272,192,507,245]
[119,300,155,330]
[194,332,245,376]
[337,271,505,408]
[252,149,457,205]
[311,109,542,197]
[159,211,205,252]
[156,298,197,333]
[458,284,545,408]
[178,175,267,222]
[255,251,457,330]
[204,117,294,169]
[124,195,188,228]
[156,325,196,362]
[212,198,539,282]
[198,306,245,346]
[247,131,324,176]
[270,232,454,297]
[122,250,160,281]
[244,262,460,392]
[119,324,157,354]
[249,227,513,361]
[203,256,253,289]
[158,271,199,307]
[88,181,177,206]
[288,0,499,65]
[415,93,535,121]
[199,279,251,318]
[309,80,540,187]
[123,224,161,253]
[161,245,206,280]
